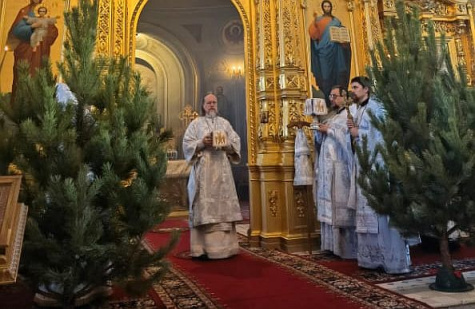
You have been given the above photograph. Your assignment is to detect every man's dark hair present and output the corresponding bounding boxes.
[350,76,372,94]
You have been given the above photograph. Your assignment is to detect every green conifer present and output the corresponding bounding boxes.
[0,0,177,306]
[358,1,475,291]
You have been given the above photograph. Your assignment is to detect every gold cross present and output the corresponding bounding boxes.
[179,105,199,127]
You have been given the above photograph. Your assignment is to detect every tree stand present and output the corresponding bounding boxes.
[429,267,474,292]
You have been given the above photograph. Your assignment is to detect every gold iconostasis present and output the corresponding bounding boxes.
[1,0,475,253]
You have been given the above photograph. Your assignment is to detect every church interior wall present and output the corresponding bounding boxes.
[2,0,475,252]
[136,0,249,199]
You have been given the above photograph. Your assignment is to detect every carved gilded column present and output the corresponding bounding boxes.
[96,0,130,58]
[249,0,280,248]
[455,1,472,84]
[113,0,127,57]
[361,0,383,66]
[249,0,317,252]
[468,2,475,83]
[96,0,112,56]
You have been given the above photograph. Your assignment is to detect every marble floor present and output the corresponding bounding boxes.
[378,271,475,308]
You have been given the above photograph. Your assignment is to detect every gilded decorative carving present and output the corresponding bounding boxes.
[361,1,371,64]
[379,1,474,84]
[457,20,468,35]
[234,2,258,165]
[456,38,467,65]
[255,1,262,70]
[262,0,274,70]
[457,3,468,15]
[280,99,301,137]
[455,36,471,83]
[279,0,303,67]
[384,0,395,10]
[114,0,126,56]
[279,74,303,90]
[370,5,383,44]
[256,0,279,141]
[97,0,112,55]
[467,2,475,86]
[433,2,449,16]
[265,76,276,90]
[423,21,457,35]
[359,0,384,63]
[268,190,278,217]
[268,101,278,139]
[275,1,282,68]
[347,0,355,12]
[408,0,439,13]
[294,190,306,218]
[128,0,146,61]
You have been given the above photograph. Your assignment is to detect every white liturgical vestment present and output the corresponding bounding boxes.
[350,97,417,273]
[314,107,357,259]
[183,116,242,227]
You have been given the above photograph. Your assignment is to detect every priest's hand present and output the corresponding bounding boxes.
[203,134,213,147]
[317,123,329,133]
[347,119,358,138]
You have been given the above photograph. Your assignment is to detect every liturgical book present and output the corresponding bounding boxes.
[329,26,350,43]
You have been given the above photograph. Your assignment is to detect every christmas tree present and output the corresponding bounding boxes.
[0,0,177,307]
[358,1,475,291]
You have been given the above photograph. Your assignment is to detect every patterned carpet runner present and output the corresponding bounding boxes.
[144,222,433,309]
[3,217,473,308]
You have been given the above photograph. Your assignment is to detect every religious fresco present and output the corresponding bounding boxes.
[0,0,70,93]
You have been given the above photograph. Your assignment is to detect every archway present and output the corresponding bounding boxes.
[133,0,251,202]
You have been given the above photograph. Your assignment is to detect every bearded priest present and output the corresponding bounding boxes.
[182,93,243,259]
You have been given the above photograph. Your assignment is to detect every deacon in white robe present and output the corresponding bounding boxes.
[183,93,243,259]
[315,86,357,259]
[348,76,416,274]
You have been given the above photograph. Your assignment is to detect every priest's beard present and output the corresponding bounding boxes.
[207,110,217,118]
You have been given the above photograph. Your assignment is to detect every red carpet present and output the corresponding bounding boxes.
[5,215,462,308]
[146,229,364,309]
[145,218,433,309]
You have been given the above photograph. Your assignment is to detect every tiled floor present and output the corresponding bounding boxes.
[378,271,475,308]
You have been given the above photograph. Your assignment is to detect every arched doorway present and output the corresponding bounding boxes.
[134,0,250,202]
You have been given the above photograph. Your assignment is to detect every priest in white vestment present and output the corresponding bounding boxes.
[347,76,418,274]
[315,85,357,259]
[183,93,243,259]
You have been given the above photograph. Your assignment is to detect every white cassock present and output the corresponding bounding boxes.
[314,108,357,259]
[183,115,243,259]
